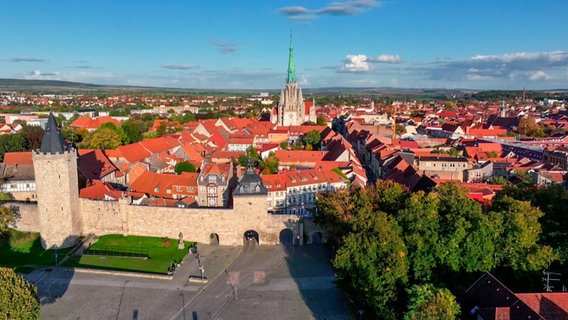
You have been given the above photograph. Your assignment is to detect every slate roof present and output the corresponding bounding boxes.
[39,112,69,154]
[233,160,267,196]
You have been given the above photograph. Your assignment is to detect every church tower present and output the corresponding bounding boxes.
[271,33,315,126]
[33,113,82,249]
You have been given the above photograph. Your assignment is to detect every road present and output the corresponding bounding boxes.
[29,241,351,320]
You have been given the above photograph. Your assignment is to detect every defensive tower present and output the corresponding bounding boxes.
[32,112,82,249]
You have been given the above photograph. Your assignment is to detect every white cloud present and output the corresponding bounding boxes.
[341,54,373,72]
[528,70,550,81]
[340,53,402,72]
[368,54,402,63]
[424,50,568,83]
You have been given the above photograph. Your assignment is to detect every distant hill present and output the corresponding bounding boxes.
[0,78,474,98]
[1,78,566,100]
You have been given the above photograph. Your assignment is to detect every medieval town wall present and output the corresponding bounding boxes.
[11,202,39,233]
[12,195,314,247]
[76,194,302,246]
[80,199,124,235]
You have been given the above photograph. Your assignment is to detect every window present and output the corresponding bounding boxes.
[177,186,182,192]
[199,186,205,192]
[208,186,216,195]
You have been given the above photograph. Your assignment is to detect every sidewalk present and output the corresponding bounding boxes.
[172,244,241,285]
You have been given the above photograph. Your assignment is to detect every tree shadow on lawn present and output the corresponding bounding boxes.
[0,234,78,306]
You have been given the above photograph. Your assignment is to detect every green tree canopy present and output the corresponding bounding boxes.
[396,191,441,282]
[334,205,408,319]
[238,146,260,167]
[303,129,321,149]
[0,133,26,161]
[174,161,197,174]
[404,284,460,320]
[89,128,122,150]
[120,119,147,144]
[0,194,18,237]
[0,267,40,319]
[259,152,279,174]
[490,196,555,270]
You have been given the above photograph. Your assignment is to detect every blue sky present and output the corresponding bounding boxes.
[1,0,567,90]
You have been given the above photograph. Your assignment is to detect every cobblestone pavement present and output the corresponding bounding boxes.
[28,242,351,320]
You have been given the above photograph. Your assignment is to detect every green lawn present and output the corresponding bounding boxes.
[0,230,71,273]
[64,234,194,274]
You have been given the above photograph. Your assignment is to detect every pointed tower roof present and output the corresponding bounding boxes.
[40,112,69,154]
[233,158,268,196]
[286,32,296,84]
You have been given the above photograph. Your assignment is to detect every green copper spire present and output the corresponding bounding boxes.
[286,32,296,83]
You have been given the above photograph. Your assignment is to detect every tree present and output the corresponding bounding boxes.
[316,115,327,126]
[404,284,460,320]
[20,125,44,150]
[396,191,441,282]
[238,146,259,167]
[0,193,18,237]
[518,117,543,137]
[303,130,321,149]
[0,267,40,319]
[314,187,357,247]
[490,196,555,271]
[89,128,121,150]
[435,183,497,272]
[120,119,146,143]
[174,161,196,174]
[334,202,408,319]
[0,133,26,161]
[260,152,279,174]
[367,180,407,215]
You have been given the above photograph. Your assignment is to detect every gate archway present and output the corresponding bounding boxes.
[279,229,294,246]
[243,230,259,245]
[210,233,219,245]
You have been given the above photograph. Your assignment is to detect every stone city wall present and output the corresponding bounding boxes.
[12,196,319,247]
[11,202,39,233]
[78,195,302,246]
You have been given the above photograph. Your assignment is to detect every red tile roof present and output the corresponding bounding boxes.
[3,152,33,165]
[78,149,117,180]
[274,150,328,164]
[114,143,152,163]
[516,292,568,319]
[80,180,122,200]
[70,116,121,130]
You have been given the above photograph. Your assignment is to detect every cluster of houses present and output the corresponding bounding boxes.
[0,114,370,217]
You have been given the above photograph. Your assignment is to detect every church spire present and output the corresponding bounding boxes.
[286,32,296,84]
